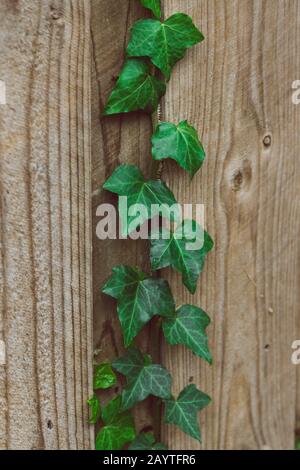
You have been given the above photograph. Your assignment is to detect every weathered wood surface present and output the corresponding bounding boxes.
[161,0,300,450]
[93,0,300,450]
[1,0,299,451]
[0,0,93,449]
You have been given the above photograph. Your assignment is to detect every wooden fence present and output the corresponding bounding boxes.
[0,0,299,450]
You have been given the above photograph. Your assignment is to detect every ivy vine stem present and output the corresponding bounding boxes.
[150,107,163,179]
[150,102,164,441]
[90,0,213,450]
[150,317,164,441]
[150,60,165,438]
[151,1,165,181]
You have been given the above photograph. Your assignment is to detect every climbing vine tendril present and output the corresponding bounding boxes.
[89,0,213,450]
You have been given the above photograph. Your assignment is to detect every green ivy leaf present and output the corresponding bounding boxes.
[152,121,206,178]
[103,164,179,237]
[150,220,214,294]
[95,396,136,450]
[94,363,117,390]
[164,384,211,442]
[129,432,167,450]
[87,395,101,424]
[113,347,172,410]
[140,0,161,19]
[127,14,204,80]
[163,305,212,364]
[103,59,166,115]
[102,265,175,347]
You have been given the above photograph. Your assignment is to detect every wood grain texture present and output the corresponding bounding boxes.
[91,0,160,434]
[0,0,93,449]
[160,0,300,450]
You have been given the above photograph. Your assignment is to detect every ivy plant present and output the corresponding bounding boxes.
[102,265,174,347]
[150,220,214,294]
[87,395,101,425]
[103,59,166,115]
[103,164,179,236]
[93,363,117,390]
[127,13,204,80]
[95,396,136,450]
[164,385,211,442]
[113,348,172,410]
[129,432,166,450]
[152,120,206,178]
[140,0,161,19]
[162,304,212,365]
[90,0,213,450]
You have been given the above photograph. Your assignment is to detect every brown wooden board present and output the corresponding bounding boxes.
[0,0,93,449]
[161,0,300,450]
[1,0,299,451]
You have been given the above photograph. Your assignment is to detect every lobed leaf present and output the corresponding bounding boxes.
[94,363,117,390]
[164,384,211,442]
[129,432,167,450]
[140,0,161,19]
[102,266,175,347]
[162,304,212,364]
[152,120,206,178]
[103,164,179,237]
[103,59,166,115]
[150,220,214,294]
[113,347,172,410]
[95,396,135,450]
[87,395,101,424]
[127,14,204,80]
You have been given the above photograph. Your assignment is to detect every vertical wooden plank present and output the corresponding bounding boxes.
[91,0,158,433]
[0,0,93,449]
[162,0,300,450]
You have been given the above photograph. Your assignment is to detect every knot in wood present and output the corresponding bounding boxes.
[230,160,252,193]
[263,134,272,148]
